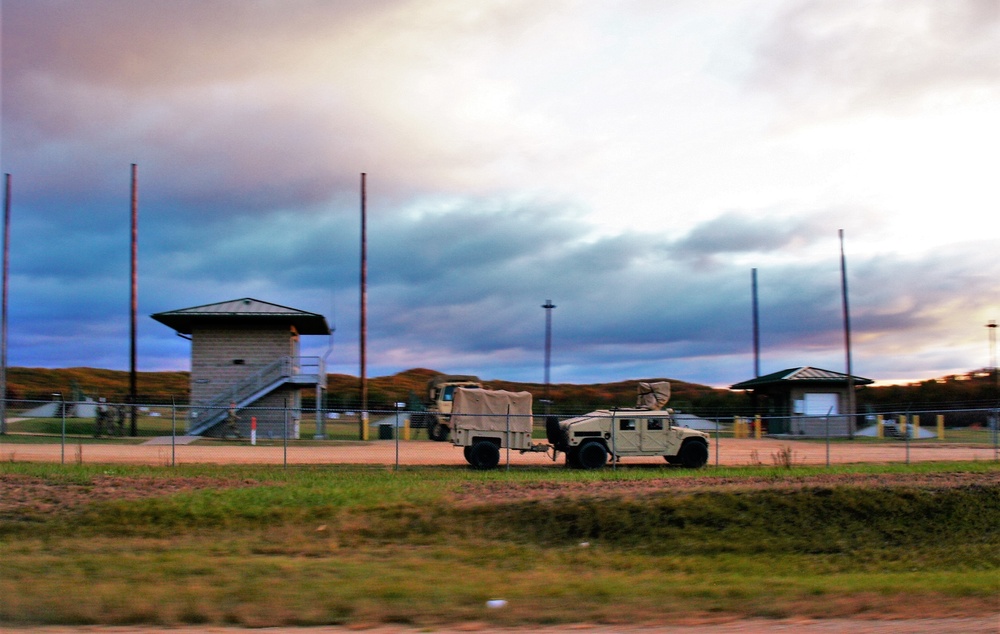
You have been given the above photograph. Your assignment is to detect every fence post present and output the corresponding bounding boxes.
[283,400,288,469]
[715,418,720,468]
[59,394,65,465]
[171,398,176,467]
[901,413,910,465]
[610,409,617,472]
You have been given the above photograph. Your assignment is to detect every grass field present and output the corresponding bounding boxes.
[1,461,998,628]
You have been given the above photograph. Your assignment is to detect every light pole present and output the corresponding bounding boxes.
[542,300,555,413]
[989,320,997,392]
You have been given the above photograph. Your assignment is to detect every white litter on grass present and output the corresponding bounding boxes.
[579,542,590,548]
[486,599,507,609]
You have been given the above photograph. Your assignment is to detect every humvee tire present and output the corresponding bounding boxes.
[679,440,709,469]
[469,440,500,470]
[463,445,473,464]
[577,441,608,470]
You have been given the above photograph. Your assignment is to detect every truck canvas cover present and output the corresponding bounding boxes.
[451,388,533,433]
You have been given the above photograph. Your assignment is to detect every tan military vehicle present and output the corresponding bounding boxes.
[449,387,542,469]
[545,381,710,469]
[449,381,710,470]
[411,374,484,441]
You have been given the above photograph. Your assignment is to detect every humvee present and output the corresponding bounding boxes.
[545,381,710,469]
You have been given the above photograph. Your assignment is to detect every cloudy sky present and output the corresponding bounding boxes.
[1,0,997,388]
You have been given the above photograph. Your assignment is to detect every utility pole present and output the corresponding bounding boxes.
[129,164,138,436]
[1,174,11,435]
[752,268,760,377]
[359,173,368,439]
[839,230,855,437]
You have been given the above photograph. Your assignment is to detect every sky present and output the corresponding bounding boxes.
[1,0,997,388]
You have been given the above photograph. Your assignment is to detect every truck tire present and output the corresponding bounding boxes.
[469,440,500,470]
[565,446,580,468]
[577,441,608,470]
[463,445,473,464]
[428,417,449,442]
[678,440,709,469]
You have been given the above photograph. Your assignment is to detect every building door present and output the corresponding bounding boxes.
[804,393,839,416]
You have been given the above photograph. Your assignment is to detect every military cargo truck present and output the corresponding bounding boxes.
[410,374,483,441]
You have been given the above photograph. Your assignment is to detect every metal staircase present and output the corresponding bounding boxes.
[188,356,323,435]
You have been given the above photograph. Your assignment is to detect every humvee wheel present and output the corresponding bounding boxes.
[463,445,473,464]
[577,441,608,470]
[428,418,450,442]
[679,441,709,469]
[469,440,500,470]
[565,446,581,468]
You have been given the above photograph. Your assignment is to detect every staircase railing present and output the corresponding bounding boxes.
[190,356,324,433]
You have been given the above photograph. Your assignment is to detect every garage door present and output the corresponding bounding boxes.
[804,393,839,416]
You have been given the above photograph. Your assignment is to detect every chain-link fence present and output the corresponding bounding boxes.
[0,398,997,468]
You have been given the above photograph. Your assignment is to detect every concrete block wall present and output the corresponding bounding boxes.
[190,325,299,406]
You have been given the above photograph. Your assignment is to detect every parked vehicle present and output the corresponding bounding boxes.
[410,374,484,442]
[451,381,710,470]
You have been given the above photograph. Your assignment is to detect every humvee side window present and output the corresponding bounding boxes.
[620,419,636,431]
[647,418,664,431]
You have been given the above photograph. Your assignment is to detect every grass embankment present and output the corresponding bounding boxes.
[1,462,998,628]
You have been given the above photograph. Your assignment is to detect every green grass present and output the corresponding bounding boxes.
[1,462,998,627]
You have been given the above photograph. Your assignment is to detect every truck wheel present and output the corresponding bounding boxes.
[463,445,473,464]
[428,418,449,442]
[679,441,708,469]
[565,446,580,468]
[577,441,608,470]
[469,441,500,470]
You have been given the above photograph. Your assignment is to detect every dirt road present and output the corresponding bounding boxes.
[1,437,996,467]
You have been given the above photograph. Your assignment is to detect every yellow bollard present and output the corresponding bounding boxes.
[912,414,920,440]
[754,415,762,439]
[937,414,944,440]
[876,414,883,439]
[898,414,907,439]
[404,417,411,441]
[362,416,370,441]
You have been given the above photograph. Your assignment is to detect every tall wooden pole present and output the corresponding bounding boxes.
[839,229,855,437]
[752,268,760,377]
[1,174,11,435]
[359,173,367,437]
[130,164,138,435]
